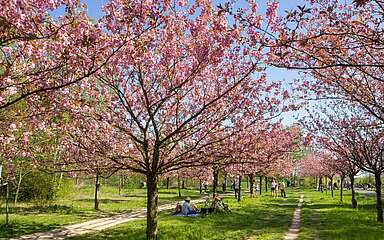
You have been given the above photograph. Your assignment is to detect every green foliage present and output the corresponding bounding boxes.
[17,171,57,202]
[355,174,376,186]
[55,177,75,199]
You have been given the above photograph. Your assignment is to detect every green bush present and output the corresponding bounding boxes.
[17,171,57,202]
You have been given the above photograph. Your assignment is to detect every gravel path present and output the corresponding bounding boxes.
[284,194,304,240]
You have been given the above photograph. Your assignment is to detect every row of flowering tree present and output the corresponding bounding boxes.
[0,1,316,239]
[301,104,384,222]
[266,0,384,223]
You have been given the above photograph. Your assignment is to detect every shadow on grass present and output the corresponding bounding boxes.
[0,222,60,239]
[300,191,384,240]
[0,204,78,215]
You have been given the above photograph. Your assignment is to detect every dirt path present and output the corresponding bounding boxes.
[284,194,304,240]
[12,199,205,240]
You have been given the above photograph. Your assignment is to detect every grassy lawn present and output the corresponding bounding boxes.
[0,186,201,239]
[299,189,384,240]
[6,186,381,240]
[68,190,301,240]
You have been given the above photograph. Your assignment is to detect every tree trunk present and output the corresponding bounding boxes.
[238,175,242,202]
[213,167,219,197]
[222,174,227,193]
[146,174,159,240]
[166,177,169,189]
[330,176,334,198]
[249,174,254,197]
[340,175,344,202]
[265,176,268,192]
[350,174,357,209]
[177,176,181,197]
[5,182,9,226]
[374,173,383,222]
[199,179,202,194]
[182,180,185,189]
[14,170,23,205]
[118,175,122,196]
[94,173,100,210]
[76,177,80,187]
[259,176,262,195]
[319,176,323,192]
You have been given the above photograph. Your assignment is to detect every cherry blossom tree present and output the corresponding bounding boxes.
[59,1,286,238]
[303,102,384,220]
[270,0,384,125]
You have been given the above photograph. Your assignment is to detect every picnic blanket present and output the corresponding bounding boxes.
[173,213,200,217]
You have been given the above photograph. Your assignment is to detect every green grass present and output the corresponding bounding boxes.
[68,190,301,240]
[4,186,381,240]
[299,189,384,240]
[0,186,201,238]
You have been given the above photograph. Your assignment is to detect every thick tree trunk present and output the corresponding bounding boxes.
[340,176,344,202]
[350,174,357,209]
[238,175,242,202]
[14,170,23,205]
[213,167,219,197]
[177,176,181,197]
[146,174,159,240]
[249,174,254,197]
[259,176,262,195]
[265,176,268,192]
[166,177,169,189]
[94,173,100,210]
[374,173,383,222]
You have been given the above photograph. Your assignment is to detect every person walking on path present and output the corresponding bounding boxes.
[234,178,240,198]
[271,178,278,198]
[280,180,286,198]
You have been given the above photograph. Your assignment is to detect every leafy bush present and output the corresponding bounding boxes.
[17,171,57,202]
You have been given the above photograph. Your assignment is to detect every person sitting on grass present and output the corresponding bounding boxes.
[182,197,198,215]
[212,196,231,213]
[172,202,182,215]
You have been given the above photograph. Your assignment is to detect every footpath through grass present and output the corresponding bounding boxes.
[299,189,384,240]
[68,190,301,240]
[0,186,201,239]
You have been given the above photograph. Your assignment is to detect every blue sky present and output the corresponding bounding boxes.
[59,0,308,126]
